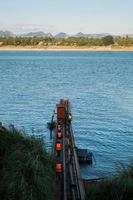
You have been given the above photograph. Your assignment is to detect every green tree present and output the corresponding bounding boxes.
[102,35,114,46]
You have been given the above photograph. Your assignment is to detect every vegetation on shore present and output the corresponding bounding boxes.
[85,162,133,200]
[0,124,54,200]
[0,35,133,48]
[0,123,133,200]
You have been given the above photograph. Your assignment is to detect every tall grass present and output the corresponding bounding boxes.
[0,125,54,200]
[85,162,133,200]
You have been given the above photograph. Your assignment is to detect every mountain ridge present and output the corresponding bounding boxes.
[0,30,133,38]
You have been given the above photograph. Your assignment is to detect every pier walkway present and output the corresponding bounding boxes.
[54,98,85,200]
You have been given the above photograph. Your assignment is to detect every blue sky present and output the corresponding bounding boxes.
[0,0,133,34]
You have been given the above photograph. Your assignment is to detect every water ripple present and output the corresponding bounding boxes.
[0,50,133,178]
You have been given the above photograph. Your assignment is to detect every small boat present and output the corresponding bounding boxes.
[76,148,93,164]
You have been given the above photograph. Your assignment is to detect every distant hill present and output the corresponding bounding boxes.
[73,32,110,38]
[20,31,53,38]
[55,32,69,38]
[0,31,15,37]
[74,32,90,38]
[0,30,133,38]
[121,34,133,38]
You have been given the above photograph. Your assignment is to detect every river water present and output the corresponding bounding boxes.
[0,50,133,179]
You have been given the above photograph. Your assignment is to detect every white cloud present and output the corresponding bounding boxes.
[0,23,56,34]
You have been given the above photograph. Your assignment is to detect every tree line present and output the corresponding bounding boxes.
[0,35,133,46]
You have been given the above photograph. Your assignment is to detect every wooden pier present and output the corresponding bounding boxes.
[54,98,85,200]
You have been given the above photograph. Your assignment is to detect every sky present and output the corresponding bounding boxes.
[0,0,133,35]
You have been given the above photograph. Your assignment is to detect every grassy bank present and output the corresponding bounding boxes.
[85,163,133,200]
[0,124,54,200]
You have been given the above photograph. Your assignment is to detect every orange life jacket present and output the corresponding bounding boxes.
[55,163,62,173]
[55,143,62,151]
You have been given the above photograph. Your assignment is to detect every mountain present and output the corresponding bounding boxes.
[74,32,89,38]
[90,33,110,38]
[55,32,69,38]
[73,32,110,38]
[0,30,133,38]
[0,31,15,37]
[121,34,133,38]
[19,32,110,38]
[20,32,53,38]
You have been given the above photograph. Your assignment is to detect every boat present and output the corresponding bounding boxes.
[76,148,93,164]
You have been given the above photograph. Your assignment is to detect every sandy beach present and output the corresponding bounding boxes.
[0,45,133,51]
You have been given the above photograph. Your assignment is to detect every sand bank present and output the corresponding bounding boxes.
[0,45,133,51]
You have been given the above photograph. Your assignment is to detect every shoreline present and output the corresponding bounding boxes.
[0,45,133,51]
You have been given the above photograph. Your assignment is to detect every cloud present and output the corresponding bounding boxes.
[0,23,56,34]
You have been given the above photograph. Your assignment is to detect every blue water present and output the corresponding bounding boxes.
[0,50,133,179]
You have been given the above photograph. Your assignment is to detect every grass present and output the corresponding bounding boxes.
[0,124,55,200]
[1,124,133,200]
[85,162,133,200]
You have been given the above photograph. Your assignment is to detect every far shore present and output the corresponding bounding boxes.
[0,45,133,51]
